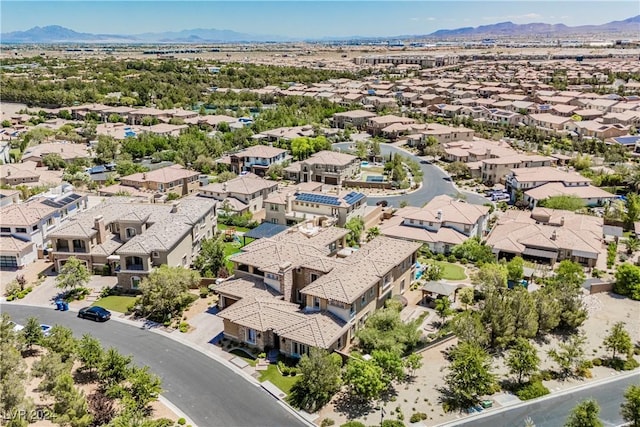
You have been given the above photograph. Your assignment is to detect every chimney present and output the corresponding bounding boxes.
[142,172,147,180]
[6,170,10,176]
[436,209,443,220]
[223,182,227,192]
[486,148,492,157]
[286,192,293,213]
[94,215,106,245]
[171,201,180,213]
[551,230,557,240]
[560,216,565,226]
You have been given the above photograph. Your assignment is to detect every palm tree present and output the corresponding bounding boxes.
[625,166,640,192]
[625,237,640,255]
[434,297,452,326]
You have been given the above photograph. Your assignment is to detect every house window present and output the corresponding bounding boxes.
[182,255,187,266]
[246,328,256,345]
[131,276,141,289]
[47,218,54,227]
[33,224,39,231]
[400,279,406,292]
[271,218,278,224]
[0,227,10,233]
[313,297,320,309]
[310,273,319,282]
[125,227,136,238]
[383,274,393,290]
[152,251,159,258]
[361,294,366,308]
[296,289,302,303]
[369,288,375,298]
[15,228,27,233]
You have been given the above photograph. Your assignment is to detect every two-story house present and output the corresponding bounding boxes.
[216,224,420,357]
[332,110,377,130]
[49,197,216,288]
[0,191,88,269]
[120,164,200,196]
[228,145,289,176]
[284,150,360,186]
[198,173,278,214]
[379,195,489,254]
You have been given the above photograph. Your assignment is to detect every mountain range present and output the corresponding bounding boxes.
[2,16,639,44]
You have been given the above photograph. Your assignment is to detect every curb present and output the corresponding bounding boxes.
[3,302,314,427]
[158,395,198,427]
[434,369,640,427]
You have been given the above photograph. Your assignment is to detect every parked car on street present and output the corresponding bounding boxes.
[78,306,111,322]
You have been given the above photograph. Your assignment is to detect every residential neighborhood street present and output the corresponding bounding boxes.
[334,142,488,207]
[1,304,308,427]
[447,372,640,427]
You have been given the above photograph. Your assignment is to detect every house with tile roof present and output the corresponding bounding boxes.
[48,196,216,287]
[217,223,420,357]
[484,208,604,267]
[198,173,278,215]
[120,164,200,196]
[284,150,360,186]
[379,195,489,254]
[0,190,88,269]
[227,145,290,176]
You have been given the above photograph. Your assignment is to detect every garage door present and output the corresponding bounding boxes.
[0,255,18,269]
[325,177,338,185]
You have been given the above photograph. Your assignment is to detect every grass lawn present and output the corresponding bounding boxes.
[223,237,255,272]
[92,296,137,313]
[229,349,257,367]
[258,364,299,395]
[427,260,467,281]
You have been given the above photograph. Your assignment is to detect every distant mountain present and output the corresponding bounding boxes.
[429,15,640,38]
[0,25,288,44]
[0,25,133,43]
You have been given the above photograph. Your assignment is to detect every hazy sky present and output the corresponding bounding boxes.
[1,1,638,38]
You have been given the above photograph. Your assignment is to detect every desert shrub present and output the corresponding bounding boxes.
[199,286,210,298]
[435,253,446,261]
[177,418,186,425]
[179,322,189,333]
[340,422,366,427]
[592,357,602,366]
[409,412,428,423]
[321,419,335,427]
[516,381,550,400]
[447,254,457,263]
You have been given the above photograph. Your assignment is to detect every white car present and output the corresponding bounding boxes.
[40,324,52,337]
[9,321,24,332]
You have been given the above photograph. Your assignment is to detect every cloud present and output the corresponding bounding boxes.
[482,13,543,21]
[409,17,437,22]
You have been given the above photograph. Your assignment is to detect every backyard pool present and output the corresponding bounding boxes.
[366,175,385,182]
[361,161,369,166]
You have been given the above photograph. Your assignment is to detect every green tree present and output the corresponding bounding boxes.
[42,153,67,170]
[625,237,640,255]
[614,262,640,300]
[33,350,72,394]
[506,337,540,385]
[434,297,453,325]
[121,366,162,412]
[404,353,423,378]
[193,236,226,278]
[51,373,93,427]
[625,193,640,230]
[137,265,200,323]
[43,325,77,362]
[474,262,508,291]
[548,333,586,378]
[452,238,495,265]
[603,322,632,360]
[547,260,588,329]
[0,339,28,419]
[216,171,237,183]
[56,257,90,293]
[451,311,489,348]
[443,342,496,411]
[290,349,343,412]
[564,399,602,427]
[98,348,132,390]
[343,357,387,402]
[538,195,585,212]
[116,160,148,177]
[344,217,364,247]
[482,287,515,348]
[506,257,524,282]
[366,226,380,242]
[22,316,44,353]
[77,334,103,374]
[95,135,119,164]
[356,307,421,355]
[457,287,475,309]
[372,349,405,383]
[445,161,471,179]
[535,286,562,333]
[621,384,640,427]
[510,287,538,339]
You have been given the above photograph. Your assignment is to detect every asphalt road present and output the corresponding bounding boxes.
[333,142,488,208]
[451,373,640,427]
[2,304,307,427]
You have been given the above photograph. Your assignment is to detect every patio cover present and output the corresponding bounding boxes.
[522,247,557,259]
[421,281,463,297]
[244,222,289,240]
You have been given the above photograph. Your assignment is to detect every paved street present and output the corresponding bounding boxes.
[334,142,488,207]
[448,372,640,427]
[2,304,307,427]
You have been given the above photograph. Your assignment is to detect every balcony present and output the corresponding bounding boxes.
[124,264,145,271]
